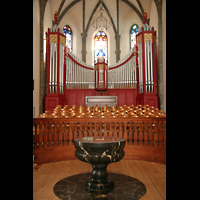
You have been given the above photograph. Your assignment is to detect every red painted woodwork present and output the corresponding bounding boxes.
[63,88,137,107]
[94,58,108,90]
[136,93,159,108]
[45,93,67,111]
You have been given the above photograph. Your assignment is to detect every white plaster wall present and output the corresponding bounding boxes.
[149,0,158,34]
[59,1,82,60]
[119,0,143,59]
[33,0,40,118]
[162,0,166,112]
[44,1,52,37]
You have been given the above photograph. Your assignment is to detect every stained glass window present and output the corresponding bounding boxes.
[130,24,139,50]
[94,31,108,62]
[63,25,72,51]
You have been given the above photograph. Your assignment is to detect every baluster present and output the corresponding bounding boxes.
[108,122,113,137]
[43,121,48,147]
[89,122,93,137]
[133,122,138,145]
[94,122,98,137]
[64,122,68,144]
[153,121,159,147]
[128,121,133,144]
[138,121,143,145]
[33,124,35,148]
[58,120,63,146]
[148,121,153,146]
[39,121,43,147]
[143,121,149,146]
[119,122,123,138]
[34,123,39,148]
[158,121,164,147]
[104,122,108,137]
[54,121,58,146]
[79,122,83,138]
[74,122,78,139]
[69,121,74,143]
[123,121,128,141]
[114,122,118,137]
[163,121,166,148]
[84,122,88,137]
[99,122,102,137]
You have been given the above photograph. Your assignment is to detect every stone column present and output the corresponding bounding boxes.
[81,32,87,62]
[39,0,48,114]
[115,34,121,63]
[156,2,164,111]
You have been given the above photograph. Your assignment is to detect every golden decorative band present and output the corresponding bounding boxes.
[60,35,65,46]
[49,34,58,44]
[144,33,152,43]
[137,34,142,44]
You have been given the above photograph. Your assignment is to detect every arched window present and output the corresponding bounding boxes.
[130,24,139,50]
[94,31,108,62]
[63,25,72,51]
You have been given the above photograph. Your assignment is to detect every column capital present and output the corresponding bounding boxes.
[81,32,87,37]
[115,34,121,39]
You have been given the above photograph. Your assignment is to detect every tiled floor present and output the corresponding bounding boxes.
[33,159,166,200]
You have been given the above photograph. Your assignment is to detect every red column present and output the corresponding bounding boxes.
[46,29,50,94]
[142,29,146,94]
[136,45,139,94]
[57,30,60,94]
[63,45,66,92]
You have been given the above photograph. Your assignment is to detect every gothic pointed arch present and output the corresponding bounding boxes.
[85,0,117,35]
[121,0,144,22]
[57,0,81,25]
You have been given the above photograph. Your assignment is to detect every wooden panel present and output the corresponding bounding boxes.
[126,91,135,105]
[76,91,85,105]
[67,92,76,105]
[118,91,126,105]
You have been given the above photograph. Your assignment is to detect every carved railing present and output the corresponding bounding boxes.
[33,117,166,148]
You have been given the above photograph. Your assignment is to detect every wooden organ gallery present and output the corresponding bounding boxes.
[33,12,165,165]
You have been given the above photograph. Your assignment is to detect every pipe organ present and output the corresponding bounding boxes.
[44,12,159,111]
[46,25,66,95]
[136,22,158,107]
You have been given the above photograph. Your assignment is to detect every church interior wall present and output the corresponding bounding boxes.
[43,0,52,38]
[33,0,40,118]
[119,2,142,59]
[59,11,82,58]
[162,0,166,112]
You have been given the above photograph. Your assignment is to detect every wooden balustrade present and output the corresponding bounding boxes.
[33,117,166,164]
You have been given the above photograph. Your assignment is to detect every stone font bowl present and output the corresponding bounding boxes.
[73,136,126,194]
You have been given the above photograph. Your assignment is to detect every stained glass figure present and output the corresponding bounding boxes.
[94,31,107,62]
[63,25,72,51]
[130,24,139,50]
